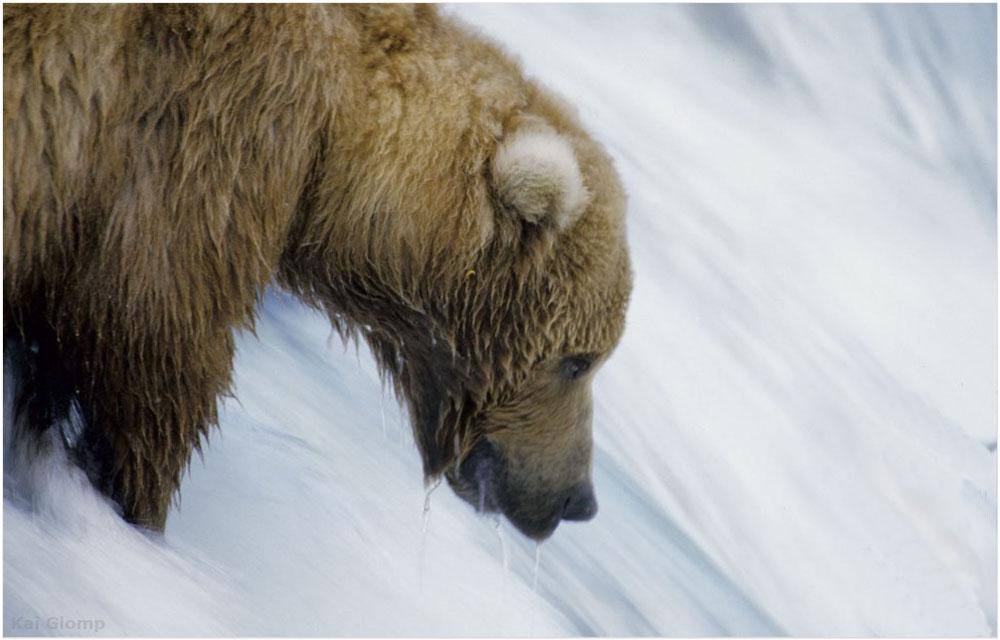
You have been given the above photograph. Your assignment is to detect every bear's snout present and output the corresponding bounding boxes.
[560,481,598,521]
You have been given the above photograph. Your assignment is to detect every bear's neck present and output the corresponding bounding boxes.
[274,4,545,472]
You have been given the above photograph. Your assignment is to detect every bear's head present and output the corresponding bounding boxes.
[385,108,629,540]
[280,8,631,539]
[435,113,632,539]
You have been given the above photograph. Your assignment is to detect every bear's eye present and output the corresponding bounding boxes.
[559,354,594,381]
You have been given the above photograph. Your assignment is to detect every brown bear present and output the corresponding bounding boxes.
[3,4,632,540]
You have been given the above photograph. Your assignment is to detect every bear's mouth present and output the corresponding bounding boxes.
[444,439,576,540]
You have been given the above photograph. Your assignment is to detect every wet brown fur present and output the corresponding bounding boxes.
[4,4,631,532]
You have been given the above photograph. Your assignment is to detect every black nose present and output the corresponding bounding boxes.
[561,482,598,521]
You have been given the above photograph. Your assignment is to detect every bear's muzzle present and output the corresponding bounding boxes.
[445,439,598,540]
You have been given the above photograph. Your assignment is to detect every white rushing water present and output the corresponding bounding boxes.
[4,4,996,636]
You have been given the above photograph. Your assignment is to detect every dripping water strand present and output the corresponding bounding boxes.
[533,542,542,593]
[477,473,487,513]
[530,542,542,636]
[494,518,510,635]
[418,477,442,594]
[422,477,442,534]
[494,518,509,574]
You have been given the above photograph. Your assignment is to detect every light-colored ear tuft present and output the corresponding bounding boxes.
[491,128,589,231]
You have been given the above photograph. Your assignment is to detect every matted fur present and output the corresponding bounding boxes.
[4,4,632,535]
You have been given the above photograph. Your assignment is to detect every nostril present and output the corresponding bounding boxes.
[560,482,598,521]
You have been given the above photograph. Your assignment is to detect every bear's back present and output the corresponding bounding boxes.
[3,4,352,305]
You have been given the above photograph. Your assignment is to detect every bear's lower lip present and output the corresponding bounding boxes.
[510,514,561,540]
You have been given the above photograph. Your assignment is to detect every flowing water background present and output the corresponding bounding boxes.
[4,4,996,636]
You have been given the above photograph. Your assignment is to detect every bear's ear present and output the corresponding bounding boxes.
[491,126,590,231]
